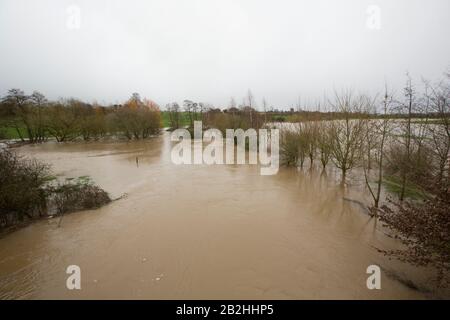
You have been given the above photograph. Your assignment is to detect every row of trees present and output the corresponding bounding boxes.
[279,73,449,285]
[165,90,267,131]
[280,74,449,201]
[165,100,214,130]
[0,90,162,142]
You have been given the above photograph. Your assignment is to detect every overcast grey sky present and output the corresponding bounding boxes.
[0,0,449,109]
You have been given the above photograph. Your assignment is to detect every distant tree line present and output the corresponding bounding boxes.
[0,90,161,142]
[164,90,266,132]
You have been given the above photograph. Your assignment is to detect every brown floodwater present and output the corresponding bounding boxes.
[0,132,435,299]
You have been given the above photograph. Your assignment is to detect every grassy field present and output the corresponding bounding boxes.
[160,111,191,128]
[0,119,27,140]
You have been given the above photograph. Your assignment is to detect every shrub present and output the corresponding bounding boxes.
[0,150,49,227]
[51,177,111,215]
[0,150,111,230]
[280,128,303,166]
[378,191,450,287]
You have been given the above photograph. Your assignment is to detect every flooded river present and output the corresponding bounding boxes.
[0,132,430,299]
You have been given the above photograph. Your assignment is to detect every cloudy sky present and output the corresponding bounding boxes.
[0,0,449,109]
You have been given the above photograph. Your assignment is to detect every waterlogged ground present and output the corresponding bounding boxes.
[0,132,434,299]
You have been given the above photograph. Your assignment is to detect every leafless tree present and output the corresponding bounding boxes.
[246,89,255,127]
[398,74,416,200]
[2,89,29,141]
[304,121,318,167]
[317,121,333,170]
[329,91,366,183]
[426,73,450,191]
[29,91,47,142]
[167,102,181,129]
[183,99,199,128]
[262,97,268,125]
[364,86,394,209]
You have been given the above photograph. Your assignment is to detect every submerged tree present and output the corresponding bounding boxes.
[166,102,181,130]
[112,94,161,139]
[317,121,333,170]
[364,87,394,209]
[426,73,450,192]
[44,99,83,142]
[398,74,416,201]
[304,121,318,167]
[329,92,366,183]
[183,100,199,128]
[29,91,48,142]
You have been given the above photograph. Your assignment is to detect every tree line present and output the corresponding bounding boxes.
[0,90,162,142]
[165,90,267,133]
[278,72,449,285]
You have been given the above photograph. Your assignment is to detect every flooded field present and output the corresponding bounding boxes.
[0,132,432,299]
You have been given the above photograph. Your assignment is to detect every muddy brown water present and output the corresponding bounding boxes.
[0,132,432,299]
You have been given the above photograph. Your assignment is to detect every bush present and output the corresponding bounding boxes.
[280,128,305,167]
[51,177,111,215]
[0,150,111,230]
[0,150,49,227]
[378,191,450,287]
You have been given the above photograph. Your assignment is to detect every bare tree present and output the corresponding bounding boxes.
[262,97,268,125]
[2,89,29,141]
[304,121,318,167]
[317,121,333,170]
[166,102,180,129]
[364,86,394,209]
[398,74,415,200]
[246,89,255,127]
[329,91,366,183]
[427,73,450,191]
[29,91,47,142]
[44,99,81,142]
[183,100,199,128]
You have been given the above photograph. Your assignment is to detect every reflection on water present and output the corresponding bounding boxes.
[0,132,428,299]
